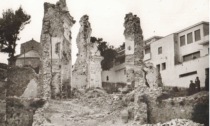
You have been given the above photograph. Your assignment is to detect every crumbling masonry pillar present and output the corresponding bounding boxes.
[72,15,91,89]
[40,0,75,99]
[123,13,145,87]
[123,13,163,124]
[72,15,103,89]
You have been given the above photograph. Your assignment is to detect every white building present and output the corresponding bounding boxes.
[102,21,209,88]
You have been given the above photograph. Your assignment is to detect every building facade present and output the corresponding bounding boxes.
[15,39,41,71]
[102,21,209,88]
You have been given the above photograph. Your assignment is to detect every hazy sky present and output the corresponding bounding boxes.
[0,0,209,64]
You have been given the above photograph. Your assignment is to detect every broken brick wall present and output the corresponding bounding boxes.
[39,0,75,99]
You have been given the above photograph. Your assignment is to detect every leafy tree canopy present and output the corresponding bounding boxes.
[90,36,117,70]
[0,7,31,58]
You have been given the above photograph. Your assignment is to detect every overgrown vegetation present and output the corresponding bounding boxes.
[90,36,117,70]
[0,7,31,58]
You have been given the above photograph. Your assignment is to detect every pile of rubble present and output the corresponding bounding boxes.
[141,119,204,126]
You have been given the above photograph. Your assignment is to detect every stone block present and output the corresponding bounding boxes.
[6,67,39,98]
[149,91,209,125]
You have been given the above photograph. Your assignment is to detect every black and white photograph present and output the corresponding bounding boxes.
[0,0,209,125]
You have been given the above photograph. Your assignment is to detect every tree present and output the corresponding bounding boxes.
[90,36,117,70]
[0,7,31,58]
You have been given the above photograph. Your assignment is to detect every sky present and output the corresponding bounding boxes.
[0,0,209,64]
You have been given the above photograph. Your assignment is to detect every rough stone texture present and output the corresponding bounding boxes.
[5,67,45,126]
[6,67,39,98]
[134,87,163,124]
[0,81,6,126]
[141,119,204,126]
[126,67,135,86]
[72,15,103,89]
[123,13,150,88]
[32,102,50,126]
[40,0,75,99]
[0,63,7,126]
[87,42,103,88]
[124,12,144,66]
[0,63,8,81]
[6,98,45,126]
[143,62,163,88]
[123,13,162,88]
[72,15,91,89]
[125,55,134,65]
[149,91,209,125]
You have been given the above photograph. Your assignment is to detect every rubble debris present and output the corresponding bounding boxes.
[149,91,209,125]
[141,119,204,126]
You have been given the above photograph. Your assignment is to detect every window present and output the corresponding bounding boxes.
[162,63,166,70]
[106,76,109,81]
[179,71,197,78]
[145,47,150,54]
[183,51,200,62]
[195,29,201,41]
[203,25,209,36]
[187,32,193,44]
[158,47,162,54]
[156,64,160,72]
[180,35,185,46]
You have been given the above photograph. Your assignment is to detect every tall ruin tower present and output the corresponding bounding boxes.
[40,0,75,99]
[72,15,91,89]
[123,13,145,86]
[72,15,103,89]
[124,13,144,65]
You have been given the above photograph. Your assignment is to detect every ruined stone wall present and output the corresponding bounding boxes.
[0,63,7,126]
[123,13,163,125]
[148,91,209,125]
[72,15,91,89]
[72,15,103,89]
[87,42,103,88]
[0,81,6,126]
[123,13,147,88]
[40,0,75,99]
[124,13,144,66]
[5,67,45,126]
